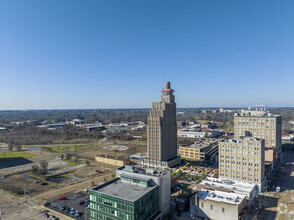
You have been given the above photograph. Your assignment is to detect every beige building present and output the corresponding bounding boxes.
[234,109,282,154]
[178,139,218,161]
[144,82,180,168]
[218,137,265,192]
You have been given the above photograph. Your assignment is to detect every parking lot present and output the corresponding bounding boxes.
[48,191,90,219]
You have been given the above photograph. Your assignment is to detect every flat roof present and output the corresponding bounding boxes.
[198,190,246,205]
[199,177,255,198]
[94,179,157,202]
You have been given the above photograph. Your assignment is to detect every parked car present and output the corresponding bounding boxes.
[70,208,75,215]
[65,206,70,213]
[60,205,66,211]
[34,180,41,183]
[49,215,56,220]
[59,197,67,200]
[75,210,80,217]
[187,212,194,219]
[276,186,281,192]
[44,201,51,207]
[79,201,85,205]
[178,178,183,180]
[42,213,50,218]
[96,170,102,173]
[41,182,48,185]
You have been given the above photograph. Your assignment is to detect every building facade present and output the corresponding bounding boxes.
[144,82,180,168]
[178,139,218,161]
[234,109,282,154]
[218,137,265,192]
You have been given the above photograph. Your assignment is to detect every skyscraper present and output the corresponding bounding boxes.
[144,82,180,168]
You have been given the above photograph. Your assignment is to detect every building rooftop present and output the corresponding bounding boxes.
[180,139,218,149]
[117,165,169,177]
[199,177,256,199]
[219,136,263,143]
[92,178,157,202]
[198,189,246,205]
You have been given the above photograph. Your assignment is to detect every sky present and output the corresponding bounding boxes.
[0,0,293,110]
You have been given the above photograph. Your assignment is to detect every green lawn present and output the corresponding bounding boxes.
[0,151,36,162]
[38,144,97,153]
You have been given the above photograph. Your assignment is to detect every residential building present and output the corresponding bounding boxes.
[218,137,265,192]
[196,190,246,220]
[144,81,180,168]
[178,139,218,161]
[89,165,170,220]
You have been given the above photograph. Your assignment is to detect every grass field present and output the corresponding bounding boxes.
[36,144,98,153]
[0,151,36,162]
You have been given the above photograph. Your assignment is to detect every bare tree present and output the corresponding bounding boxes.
[14,144,22,151]
[8,142,14,151]
[60,153,64,160]
[66,153,72,161]
[85,160,90,166]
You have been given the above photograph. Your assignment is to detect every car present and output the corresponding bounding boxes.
[96,170,101,173]
[276,186,281,192]
[65,206,70,213]
[75,210,79,217]
[44,201,51,207]
[83,202,89,207]
[178,178,183,180]
[59,197,67,200]
[170,201,176,206]
[70,208,75,215]
[60,205,66,211]
[41,182,48,185]
[49,215,56,220]
[79,201,85,205]
[34,180,41,183]
[187,213,194,219]
[42,213,50,218]
[87,204,90,209]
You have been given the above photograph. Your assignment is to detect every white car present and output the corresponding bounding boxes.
[276,186,281,192]
[75,210,79,217]
[70,208,75,215]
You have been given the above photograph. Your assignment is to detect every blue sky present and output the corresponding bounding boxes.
[0,0,293,110]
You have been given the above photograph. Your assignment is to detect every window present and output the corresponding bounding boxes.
[211,205,213,210]
[222,207,225,213]
[201,203,204,208]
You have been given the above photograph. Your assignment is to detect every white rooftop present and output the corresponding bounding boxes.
[198,189,246,205]
[199,177,256,199]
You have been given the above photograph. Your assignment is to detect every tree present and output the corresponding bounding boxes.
[185,173,191,180]
[39,160,48,175]
[192,174,199,181]
[66,153,72,161]
[85,160,90,166]
[8,142,14,151]
[176,170,183,178]
[31,164,39,175]
[200,173,206,181]
[179,185,192,199]
[14,144,22,151]
[60,154,64,160]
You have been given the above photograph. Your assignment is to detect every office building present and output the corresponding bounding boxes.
[234,109,282,156]
[89,165,170,220]
[218,137,265,192]
[144,82,180,168]
[178,139,218,161]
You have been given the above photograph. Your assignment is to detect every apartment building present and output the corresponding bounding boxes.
[234,109,282,155]
[218,137,265,192]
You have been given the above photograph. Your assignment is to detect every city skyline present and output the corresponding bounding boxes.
[0,0,293,110]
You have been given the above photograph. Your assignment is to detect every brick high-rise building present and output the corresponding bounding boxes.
[144,82,180,168]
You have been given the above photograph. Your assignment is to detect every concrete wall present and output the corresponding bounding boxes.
[197,199,242,220]
[95,156,125,166]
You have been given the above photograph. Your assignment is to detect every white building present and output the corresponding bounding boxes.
[197,190,246,220]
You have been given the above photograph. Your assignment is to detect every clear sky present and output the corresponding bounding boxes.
[0,0,293,110]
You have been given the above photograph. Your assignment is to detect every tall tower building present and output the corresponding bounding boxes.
[144,82,180,168]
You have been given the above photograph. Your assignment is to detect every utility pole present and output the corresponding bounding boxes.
[24,184,26,201]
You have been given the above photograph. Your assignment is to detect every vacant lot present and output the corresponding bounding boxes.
[0,150,36,162]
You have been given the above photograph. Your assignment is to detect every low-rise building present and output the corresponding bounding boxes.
[282,133,294,142]
[178,139,218,161]
[196,190,246,220]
